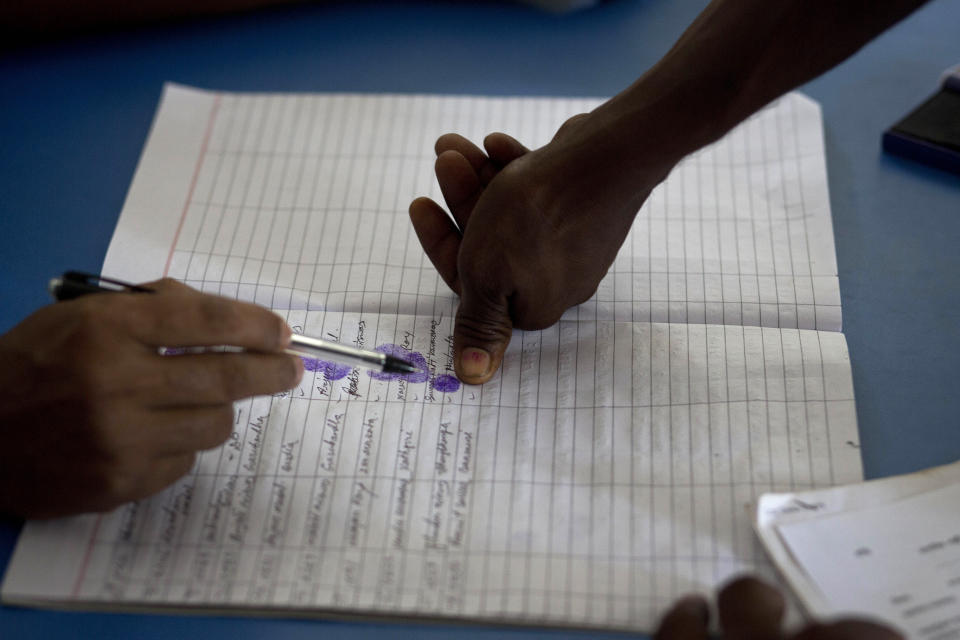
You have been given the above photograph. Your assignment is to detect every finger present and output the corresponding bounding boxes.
[792,621,904,640]
[483,132,529,167]
[654,595,710,640]
[409,197,462,294]
[718,576,786,640]
[146,352,303,406]
[125,279,291,351]
[436,132,503,185]
[142,403,236,455]
[435,133,489,169]
[453,282,513,385]
[436,150,483,231]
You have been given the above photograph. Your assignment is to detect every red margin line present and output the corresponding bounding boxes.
[71,92,221,600]
[69,515,103,599]
[162,93,222,277]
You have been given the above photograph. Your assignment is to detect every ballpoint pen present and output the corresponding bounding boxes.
[48,271,420,375]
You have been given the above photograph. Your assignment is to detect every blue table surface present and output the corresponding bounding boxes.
[1,1,959,637]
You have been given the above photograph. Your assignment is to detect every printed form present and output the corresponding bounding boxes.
[757,460,960,639]
[1,85,862,631]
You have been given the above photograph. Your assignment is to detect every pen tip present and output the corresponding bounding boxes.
[384,356,420,375]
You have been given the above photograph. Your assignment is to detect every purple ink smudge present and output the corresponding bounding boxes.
[302,344,457,388]
[432,374,460,393]
[301,357,352,381]
[367,344,430,383]
[301,356,323,372]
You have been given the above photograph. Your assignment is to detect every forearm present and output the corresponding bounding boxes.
[2,0,300,41]
[595,0,931,178]
[411,0,935,385]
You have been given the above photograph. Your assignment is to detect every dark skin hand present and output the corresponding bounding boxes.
[410,114,659,383]
[656,576,903,640]
[0,279,303,518]
[410,0,930,385]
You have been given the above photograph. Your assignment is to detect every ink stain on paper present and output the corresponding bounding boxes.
[301,357,353,381]
[432,374,460,393]
[301,344,461,393]
[368,344,430,384]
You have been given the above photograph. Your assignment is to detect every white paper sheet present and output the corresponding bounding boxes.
[756,460,960,639]
[1,85,859,631]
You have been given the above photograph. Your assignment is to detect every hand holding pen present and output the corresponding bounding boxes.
[0,277,304,518]
[50,271,419,375]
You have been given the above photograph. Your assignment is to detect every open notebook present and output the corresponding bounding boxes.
[1,85,862,631]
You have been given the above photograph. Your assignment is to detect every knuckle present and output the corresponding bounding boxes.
[156,277,187,291]
[141,277,186,295]
[198,296,244,336]
[200,297,283,350]
[510,285,567,331]
[122,296,172,342]
[554,112,588,138]
[511,307,563,332]
[455,306,512,345]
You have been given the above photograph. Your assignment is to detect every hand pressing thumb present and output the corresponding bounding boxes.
[453,284,513,385]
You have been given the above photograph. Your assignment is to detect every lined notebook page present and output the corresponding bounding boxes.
[108,85,841,331]
[1,86,859,631]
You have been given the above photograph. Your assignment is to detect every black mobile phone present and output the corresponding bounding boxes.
[882,81,960,176]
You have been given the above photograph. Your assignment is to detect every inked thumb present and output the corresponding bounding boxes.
[453,286,513,385]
